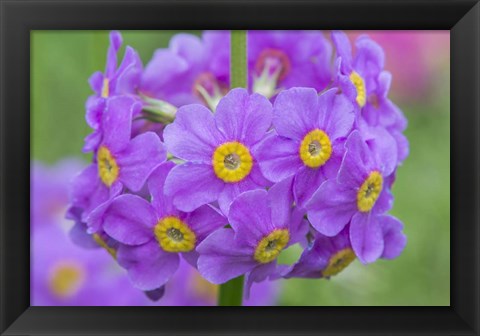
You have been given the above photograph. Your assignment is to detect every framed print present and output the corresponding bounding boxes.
[1,0,479,335]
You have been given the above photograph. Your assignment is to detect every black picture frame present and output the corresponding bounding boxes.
[1,0,479,335]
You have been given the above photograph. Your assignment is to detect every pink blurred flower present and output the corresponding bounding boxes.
[347,31,449,102]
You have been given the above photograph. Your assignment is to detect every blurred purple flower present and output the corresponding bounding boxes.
[348,31,449,102]
[140,31,230,109]
[31,223,153,306]
[31,159,85,227]
[248,30,332,99]
[31,161,152,306]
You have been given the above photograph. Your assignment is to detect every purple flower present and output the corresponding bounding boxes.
[332,31,409,163]
[140,31,230,110]
[306,130,397,263]
[285,226,355,279]
[256,87,355,208]
[197,180,308,296]
[163,88,272,214]
[90,162,227,291]
[89,31,143,99]
[70,96,166,223]
[359,71,409,163]
[286,214,406,278]
[248,30,332,99]
[332,30,384,109]
[84,31,143,153]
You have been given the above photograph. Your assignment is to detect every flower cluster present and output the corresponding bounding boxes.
[68,30,408,301]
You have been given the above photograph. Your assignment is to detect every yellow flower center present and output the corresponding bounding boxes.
[254,229,290,264]
[349,71,366,107]
[49,262,85,298]
[212,141,253,183]
[299,129,332,168]
[101,78,110,98]
[357,171,383,212]
[97,145,119,187]
[154,216,196,253]
[322,248,356,277]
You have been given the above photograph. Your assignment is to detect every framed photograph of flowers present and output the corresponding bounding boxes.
[1,0,479,335]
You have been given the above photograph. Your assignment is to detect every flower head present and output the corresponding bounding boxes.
[286,214,406,278]
[90,162,227,291]
[256,87,355,208]
[285,226,355,279]
[332,30,384,109]
[332,31,409,163]
[84,31,143,152]
[163,88,272,215]
[70,96,166,223]
[306,130,398,263]
[197,180,308,296]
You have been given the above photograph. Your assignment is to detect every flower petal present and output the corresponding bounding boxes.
[116,132,167,192]
[215,89,273,145]
[331,30,353,73]
[101,194,156,245]
[197,228,256,284]
[217,176,262,216]
[105,31,123,77]
[306,179,357,236]
[244,262,277,299]
[373,186,393,214]
[256,134,303,183]
[318,90,355,140]
[163,104,224,163]
[353,35,385,88]
[101,96,139,152]
[367,127,398,177]
[184,204,227,242]
[112,46,143,95]
[228,189,274,247]
[164,163,224,212]
[117,241,180,291]
[273,87,320,141]
[147,162,177,217]
[267,175,295,229]
[350,212,384,264]
[380,215,407,259]
[70,164,121,221]
[337,130,375,187]
[293,165,328,209]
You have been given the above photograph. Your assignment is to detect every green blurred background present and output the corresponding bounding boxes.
[31,31,450,306]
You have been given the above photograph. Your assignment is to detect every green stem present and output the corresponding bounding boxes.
[218,275,244,306]
[230,30,248,89]
[217,30,248,306]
